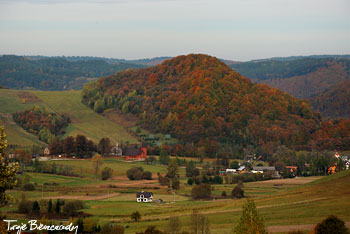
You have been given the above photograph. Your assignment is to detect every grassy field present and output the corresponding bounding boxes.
[0,89,138,145]
[1,158,349,234]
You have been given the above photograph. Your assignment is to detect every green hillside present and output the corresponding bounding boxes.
[0,89,138,146]
[0,55,145,90]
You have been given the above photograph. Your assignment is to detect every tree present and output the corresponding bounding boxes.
[142,171,153,180]
[131,211,141,222]
[47,199,53,213]
[159,149,170,165]
[75,135,88,158]
[83,217,97,233]
[92,154,103,179]
[167,216,182,234]
[98,137,111,156]
[314,215,350,234]
[101,167,113,180]
[231,185,244,199]
[32,201,40,214]
[167,159,180,190]
[186,160,200,177]
[126,167,144,180]
[111,224,124,234]
[191,209,210,234]
[136,226,165,234]
[230,161,239,169]
[191,184,211,199]
[55,199,61,214]
[63,136,75,156]
[233,199,267,234]
[0,126,19,207]
[33,158,42,172]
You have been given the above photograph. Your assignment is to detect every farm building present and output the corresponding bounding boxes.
[44,147,50,155]
[137,191,153,202]
[111,143,122,156]
[286,166,298,175]
[125,144,147,161]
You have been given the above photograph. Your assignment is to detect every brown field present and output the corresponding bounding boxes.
[17,91,42,103]
[103,109,138,128]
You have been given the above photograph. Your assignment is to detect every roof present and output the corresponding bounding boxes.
[253,166,276,171]
[125,143,147,156]
[137,191,153,198]
[126,146,141,156]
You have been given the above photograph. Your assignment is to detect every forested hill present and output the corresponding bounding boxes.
[309,80,350,119]
[230,58,350,99]
[0,55,144,90]
[82,54,323,151]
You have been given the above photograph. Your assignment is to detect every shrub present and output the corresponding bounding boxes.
[32,201,40,214]
[136,226,165,234]
[83,217,98,233]
[18,200,34,214]
[23,183,35,191]
[231,185,244,199]
[187,178,193,185]
[158,175,170,186]
[134,171,143,180]
[314,215,350,234]
[101,167,113,180]
[131,211,141,222]
[191,183,211,199]
[221,191,227,197]
[213,175,223,184]
[126,167,144,180]
[62,200,84,217]
[142,171,153,180]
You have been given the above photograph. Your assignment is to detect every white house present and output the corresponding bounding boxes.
[226,169,237,174]
[136,191,153,202]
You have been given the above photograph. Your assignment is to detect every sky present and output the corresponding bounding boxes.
[0,0,349,61]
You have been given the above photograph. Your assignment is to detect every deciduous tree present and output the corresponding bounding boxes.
[233,199,266,234]
[0,126,19,207]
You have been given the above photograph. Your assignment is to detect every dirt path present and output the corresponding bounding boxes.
[267,222,350,233]
[45,192,120,201]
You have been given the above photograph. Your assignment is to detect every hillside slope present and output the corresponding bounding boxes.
[0,55,144,90]
[230,58,350,99]
[82,54,321,151]
[0,89,138,146]
[308,80,350,119]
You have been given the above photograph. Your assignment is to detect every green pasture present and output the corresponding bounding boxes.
[2,161,349,234]
[0,89,138,146]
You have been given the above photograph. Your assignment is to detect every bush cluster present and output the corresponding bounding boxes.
[126,167,152,180]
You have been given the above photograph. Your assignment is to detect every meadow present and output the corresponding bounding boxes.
[0,89,138,145]
[1,157,349,234]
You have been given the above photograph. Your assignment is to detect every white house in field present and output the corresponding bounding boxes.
[136,191,153,202]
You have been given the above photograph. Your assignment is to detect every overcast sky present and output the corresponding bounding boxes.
[0,0,349,61]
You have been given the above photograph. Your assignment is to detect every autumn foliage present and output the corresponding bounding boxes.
[13,106,70,143]
[82,54,350,154]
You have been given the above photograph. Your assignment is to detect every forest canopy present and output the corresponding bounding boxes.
[81,54,345,155]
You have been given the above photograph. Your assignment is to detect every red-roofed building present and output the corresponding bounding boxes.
[125,144,147,161]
